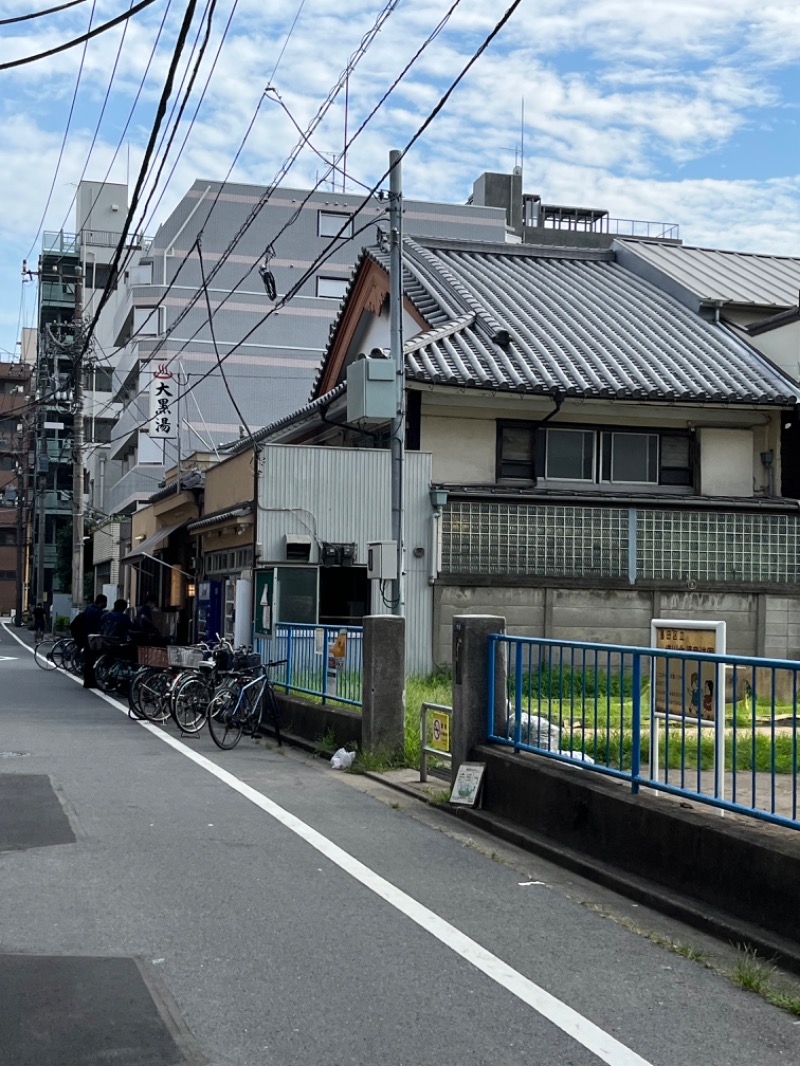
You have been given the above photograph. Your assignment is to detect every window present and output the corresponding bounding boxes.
[546,429,595,481]
[92,367,114,393]
[0,531,16,546]
[601,432,658,484]
[497,422,537,480]
[316,276,349,299]
[496,421,693,489]
[85,262,117,290]
[318,211,353,238]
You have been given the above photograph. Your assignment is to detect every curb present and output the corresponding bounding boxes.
[365,769,800,977]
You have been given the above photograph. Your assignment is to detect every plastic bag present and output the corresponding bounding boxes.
[330,747,356,770]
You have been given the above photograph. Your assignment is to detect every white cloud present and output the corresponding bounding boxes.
[3,0,800,357]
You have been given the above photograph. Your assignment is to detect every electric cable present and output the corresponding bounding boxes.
[47,0,175,263]
[197,236,253,443]
[124,0,217,252]
[79,0,202,358]
[80,0,399,417]
[0,0,163,70]
[24,0,99,260]
[113,0,524,441]
[0,0,87,23]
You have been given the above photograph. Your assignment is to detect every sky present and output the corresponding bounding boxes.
[2,0,800,361]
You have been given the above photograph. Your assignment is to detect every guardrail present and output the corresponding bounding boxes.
[254,623,363,708]
[490,635,800,830]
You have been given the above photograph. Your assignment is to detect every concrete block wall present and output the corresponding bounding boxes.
[434,581,800,665]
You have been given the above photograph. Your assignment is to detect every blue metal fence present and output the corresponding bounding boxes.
[489,635,800,831]
[254,623,363,708]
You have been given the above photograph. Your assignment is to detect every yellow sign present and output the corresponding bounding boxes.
[427,711,451,753]
[653,624,719,721]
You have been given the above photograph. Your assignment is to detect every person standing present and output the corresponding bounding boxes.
[81,594,108,689]
[33,603,46,642]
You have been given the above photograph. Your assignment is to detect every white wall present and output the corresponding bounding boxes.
[698,428,754,497]
[747,321,800,382]
[421,414,497,482]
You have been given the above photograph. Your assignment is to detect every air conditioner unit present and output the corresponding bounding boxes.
[285,534,312,562]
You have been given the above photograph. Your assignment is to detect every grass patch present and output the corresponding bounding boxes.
[729,946,776,994]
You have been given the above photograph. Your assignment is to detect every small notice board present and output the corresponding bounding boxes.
[450,763,486,807]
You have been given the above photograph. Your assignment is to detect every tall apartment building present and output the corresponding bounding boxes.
[0,359,33,618]
[103,178,509,514]
[29,182,131,607]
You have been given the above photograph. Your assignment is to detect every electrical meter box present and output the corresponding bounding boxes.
[346,352,396,423]
[367,541,397,581]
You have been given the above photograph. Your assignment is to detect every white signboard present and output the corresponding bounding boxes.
[149,363,177,439]
[650,618,726,805]
[450,762,486,807]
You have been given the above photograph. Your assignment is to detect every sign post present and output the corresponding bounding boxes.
[650,619,726,803]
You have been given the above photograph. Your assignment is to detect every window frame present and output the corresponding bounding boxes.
[316,276,349,300]
[496,420,693,489]
[318,211,353,239]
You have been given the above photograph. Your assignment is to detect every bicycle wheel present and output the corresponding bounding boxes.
[261,682,283,746]
[95,655,114,693]
[132,669,172,723]
[51,638,73,669]
[172,674,211,733]
[207,686,245,749]
[34,640,58,670]
[69,646,85,678]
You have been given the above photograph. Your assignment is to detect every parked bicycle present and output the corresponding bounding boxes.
[171,641,257,734]
[34,636,81,673]
[207,659,286,750]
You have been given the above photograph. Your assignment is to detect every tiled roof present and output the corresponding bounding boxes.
[618,240,800,309]
[384,238,800,405]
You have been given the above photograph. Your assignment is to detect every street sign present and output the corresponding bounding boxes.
[450,763,486,807]
[427,709,451,753]
[253,570,275,637]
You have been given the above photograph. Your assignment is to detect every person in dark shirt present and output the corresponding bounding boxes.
[33,603,47,642]
[101,599,132,642]
[81,594,108,689]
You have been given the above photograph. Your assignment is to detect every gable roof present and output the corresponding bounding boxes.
[360,237,799,405]
[618,239,800,310]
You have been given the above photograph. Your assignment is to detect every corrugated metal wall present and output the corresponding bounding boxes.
[258,444,434,674]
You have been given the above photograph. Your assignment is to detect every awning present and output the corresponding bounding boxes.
[122,520,187,565]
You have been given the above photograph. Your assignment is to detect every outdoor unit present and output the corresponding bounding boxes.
[346,350,395,423]
[284,534,312,562]
[367,541,397,581]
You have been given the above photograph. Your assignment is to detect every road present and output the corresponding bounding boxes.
[1,624,798,1066]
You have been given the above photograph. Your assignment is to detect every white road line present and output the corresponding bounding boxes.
[3,623,655,1066]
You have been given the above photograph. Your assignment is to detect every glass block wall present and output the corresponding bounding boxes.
[441,502,629,577]
[441,501,800,584]
[637,510,800,583]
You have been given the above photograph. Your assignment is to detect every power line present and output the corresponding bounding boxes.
[80,0,203,357]
[81,0,401,423]
[127,0,462,380]
[24,0,99,260]
[0,0,87,25]
[119,0,524,442]
[0,0,163,71]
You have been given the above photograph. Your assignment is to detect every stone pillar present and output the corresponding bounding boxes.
[362,615,405,756]
[451,614,506,785]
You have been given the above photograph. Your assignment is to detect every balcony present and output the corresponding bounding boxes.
[42,232,79,255]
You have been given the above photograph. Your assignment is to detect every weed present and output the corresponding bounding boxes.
[428,788,452,806]
[729,946,776,994]
[390,801,400,810]
[766,989,800,1016]
[352,747,406,774]
[315,726,337,752]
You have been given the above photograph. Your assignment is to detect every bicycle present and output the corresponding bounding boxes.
[34,636,76,671]
[171,641,253,734]
[207,660,286,750]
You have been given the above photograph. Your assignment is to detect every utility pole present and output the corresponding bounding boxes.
[388,149,404,618]
[71,267,85,610]
[14,449,26,627]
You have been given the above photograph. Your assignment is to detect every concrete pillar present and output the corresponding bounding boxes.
[451,614,506,785]
[362,615,405,756]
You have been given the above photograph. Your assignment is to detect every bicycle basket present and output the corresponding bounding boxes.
[137,645,169,668]
[167,646,206,668]
[234,652,261,672]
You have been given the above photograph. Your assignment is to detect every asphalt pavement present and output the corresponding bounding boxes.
[2,622,799,1066]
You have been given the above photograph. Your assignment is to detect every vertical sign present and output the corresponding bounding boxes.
[651,621,724,722]
[253,570,275,637]
[149,363,177,439]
